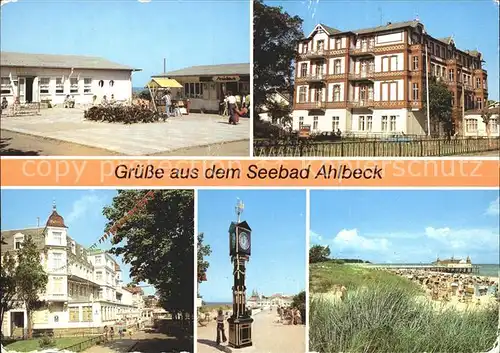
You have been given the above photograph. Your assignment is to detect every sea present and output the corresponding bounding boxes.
[373,263,499,277]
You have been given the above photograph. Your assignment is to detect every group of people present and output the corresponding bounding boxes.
[277,306,302,325]
[220,92,250,125]
[102,324,138,342]
[162,90,182,119]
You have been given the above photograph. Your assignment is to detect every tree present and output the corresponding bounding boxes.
[0,250,17,335]
[423,77,454,136]
[15,234,48,339]
[197,232,211,287]
[309,245,330,263]
[291,290,306,324]
[103,190,194,321]
[266,98,293,129]
[254,0,303,112]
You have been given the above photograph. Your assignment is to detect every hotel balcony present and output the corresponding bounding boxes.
[298,49,328,60]
[349,71,375,81]
[349,46,375,57]
[43,293,68,302]
[296,73,327,83]
[348,99,374,108]
[296,101,327,110]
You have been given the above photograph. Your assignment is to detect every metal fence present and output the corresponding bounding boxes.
[61,335,102,352]
[253,137,500,157]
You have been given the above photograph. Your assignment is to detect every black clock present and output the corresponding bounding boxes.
[229,222,237,256]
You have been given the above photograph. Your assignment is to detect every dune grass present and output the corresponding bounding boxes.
[309,262,499,353]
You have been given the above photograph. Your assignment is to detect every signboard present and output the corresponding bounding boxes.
[299,125,311,138]
[213,75,240,82]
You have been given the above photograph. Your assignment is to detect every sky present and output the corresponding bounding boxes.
[198,189,306,302]
[0,0,250,86]
[265,0,500,101]
[310,190,500,264]
[0,189,155,294]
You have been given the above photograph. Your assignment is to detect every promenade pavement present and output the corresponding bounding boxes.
[1,109,249,155]
[197,310,305,353]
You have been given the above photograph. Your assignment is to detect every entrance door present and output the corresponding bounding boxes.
[25,77,34,103]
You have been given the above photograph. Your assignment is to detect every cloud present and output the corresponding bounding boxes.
[310,230,322,242]
[425,226,499,251]
[332,229,391,252]
[1,0,19,6]
[485,197,499,216]
[66,193,104,224]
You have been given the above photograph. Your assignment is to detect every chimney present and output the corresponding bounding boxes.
[163,58,166,74]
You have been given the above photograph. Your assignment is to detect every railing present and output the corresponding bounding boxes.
[253,137,500,157]
[298,73,326,82]
[296,101,326,109]
[348,99,374,108]
[299,49,327,58]
[349,71,375,80]
[350,46,375,55]
[61,335,102,352]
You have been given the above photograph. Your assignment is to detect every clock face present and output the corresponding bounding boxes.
[239,232,250,251]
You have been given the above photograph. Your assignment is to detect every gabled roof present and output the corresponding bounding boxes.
[154,63,250,77]
[1,51,139,71]
[437,37,454,45]
[307,23,342,38]
[305,20,421,39]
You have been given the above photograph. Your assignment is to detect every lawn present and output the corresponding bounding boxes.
[309,262,499,353]
[5,337,90,352]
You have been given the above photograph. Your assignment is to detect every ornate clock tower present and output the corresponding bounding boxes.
[227,199,253,348]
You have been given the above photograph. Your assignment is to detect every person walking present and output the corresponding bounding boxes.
[109,327,115,341]
[163,90,172,120]
[215,309,227,345]
[226,92,236,124]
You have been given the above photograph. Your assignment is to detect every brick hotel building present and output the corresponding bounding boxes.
[292,20,489,136]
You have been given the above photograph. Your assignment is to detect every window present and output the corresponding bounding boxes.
[358,116,365,131]
[390,116,397,132]
[476,98,483,110]
[313,116,318,130]
[412,83,419,101]
[82,306,92,322]
[334,59,341,74]
[465,118,478,133]
[335,38,341,49]
[333,85,341,101]
[332,116,339,131]
[95,256,101,265]
[84,78,92,94]
[389,82,397,101]
[431,64,435,77]
[317,40,325,51]
[69,307,79,322]
[476,78,481,89]
[483,80,486,89]
[448,69,454,82]
[390,56,398,71]
[381,116,388,132]
[298,86,307,102]
[490,119,499,133]
[382,57,389,72]
[1,77,11,95]
[70,78,78,94]
[53,231,62,245]
[39,78,50,94]
[56,78,64,94]
[14,235,24,249]
[184,83,189,96]
[315,63,323,76]
[381,83,388,101]
[98,80,104,88]
[412,56,419,70]
[96,271,103,281]
[52,253,63,270]
[441,67,445,78]
[300,63,308,77]
[366,116,373,131]
[299,116,304,129]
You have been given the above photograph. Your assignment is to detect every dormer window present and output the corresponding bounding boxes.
[317,40,325,51]
[14,234,24,250]
[53,231,62,245]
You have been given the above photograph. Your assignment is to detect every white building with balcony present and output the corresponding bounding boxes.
[0,203,142,337]
[463,102,500,137]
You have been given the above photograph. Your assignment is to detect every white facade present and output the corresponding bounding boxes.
[1,208,143,337]
[0,67,134,106]
[463,112,500,137]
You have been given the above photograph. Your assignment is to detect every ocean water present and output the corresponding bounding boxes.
[373,263,499,277]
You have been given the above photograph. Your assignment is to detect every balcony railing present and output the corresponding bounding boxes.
[297,101,327,109]
[297,73,326,82]
[349,71,375,80]
[348,99,374,108]
[44,293,67,302]
[299,49,327,59]
[350,46,375,56]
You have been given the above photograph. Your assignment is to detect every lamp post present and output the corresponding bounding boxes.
[227,199,253,348]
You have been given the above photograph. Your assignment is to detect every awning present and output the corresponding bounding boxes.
[146,78,182,89]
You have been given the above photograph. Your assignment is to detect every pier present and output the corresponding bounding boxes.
[368,264,481,274]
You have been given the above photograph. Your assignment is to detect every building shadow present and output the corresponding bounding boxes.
[129,337,193,353]
[197,339,232,353]
[0,137,41,156]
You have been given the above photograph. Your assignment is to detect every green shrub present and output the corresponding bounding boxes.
[84,105,161,124]
[38,333,55,349]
